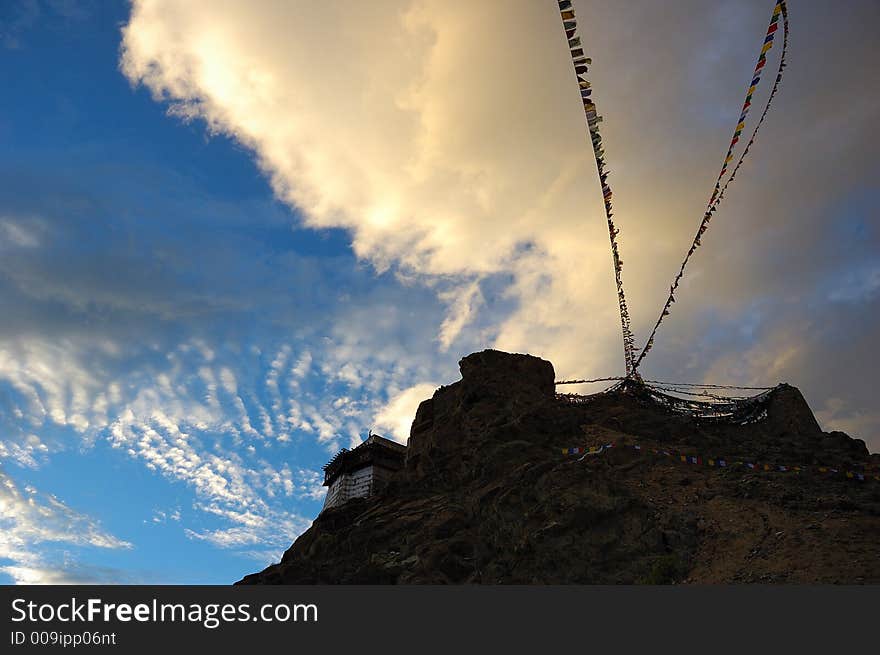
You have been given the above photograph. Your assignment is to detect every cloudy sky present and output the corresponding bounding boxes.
[0,0,877,584]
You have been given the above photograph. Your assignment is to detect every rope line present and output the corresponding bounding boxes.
[555,377,773,390]
[646,384,760,403]
[641,379,774,390]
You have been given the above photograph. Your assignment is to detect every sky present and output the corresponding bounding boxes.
[0,0,877,584]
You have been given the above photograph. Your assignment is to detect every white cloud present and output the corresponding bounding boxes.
[373,382,437,443]
[294,468,326,502]
[117,0,880,454]
[1,564,137,586]
[0,433,49,468]
[0,468,131,584]
[291,350,312,381]
[119,0,622,377]
[0,215,43,249]
[185,502,310,554]
[437,281,483,351]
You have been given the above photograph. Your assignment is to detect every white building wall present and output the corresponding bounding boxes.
[323,465,374,510]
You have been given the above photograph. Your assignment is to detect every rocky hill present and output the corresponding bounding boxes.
[237,350,880,584]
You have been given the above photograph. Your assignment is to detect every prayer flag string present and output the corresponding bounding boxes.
[557,0,637,376]
[633,1,789,370]
[561,441,879,482]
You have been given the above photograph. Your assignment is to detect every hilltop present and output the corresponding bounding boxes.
[238,350,879,584]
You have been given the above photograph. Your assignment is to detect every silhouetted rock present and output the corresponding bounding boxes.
[237,350,880,585]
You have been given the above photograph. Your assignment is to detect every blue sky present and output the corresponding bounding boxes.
[0,1,465,583]
[1,0,877,584]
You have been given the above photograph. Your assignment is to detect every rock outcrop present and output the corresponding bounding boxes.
[238,350,880,584]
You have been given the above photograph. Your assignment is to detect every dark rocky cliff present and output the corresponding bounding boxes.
[238,350,879,584]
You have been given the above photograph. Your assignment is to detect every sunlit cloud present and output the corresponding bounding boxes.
[374,382,438,443]
[119,0,880,451]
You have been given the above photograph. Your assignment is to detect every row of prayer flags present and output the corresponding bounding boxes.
[562,440,876,482]
[557,0,637,375]
[561,444,612,456]
[632,1,789,371]
[715,1,783,185]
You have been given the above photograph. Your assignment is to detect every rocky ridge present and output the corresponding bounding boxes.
[238,350,879,584]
